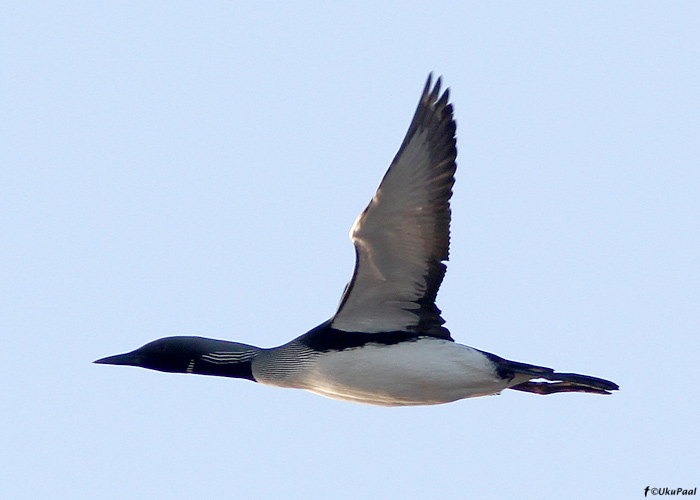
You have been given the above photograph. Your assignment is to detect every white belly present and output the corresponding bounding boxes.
[283,339,526,406]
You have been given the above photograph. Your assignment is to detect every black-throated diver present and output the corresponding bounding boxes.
[95,75,618,406]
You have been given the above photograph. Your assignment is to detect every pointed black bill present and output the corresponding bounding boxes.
[94,351,143,366]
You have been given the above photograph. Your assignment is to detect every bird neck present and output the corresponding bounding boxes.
[189,340,262,381]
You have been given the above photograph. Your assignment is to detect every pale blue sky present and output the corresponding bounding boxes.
[3,2,698,499]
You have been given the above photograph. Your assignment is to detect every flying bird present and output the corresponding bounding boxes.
[95,75,618,406]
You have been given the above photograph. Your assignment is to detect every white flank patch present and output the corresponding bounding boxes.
[261,338,530,407]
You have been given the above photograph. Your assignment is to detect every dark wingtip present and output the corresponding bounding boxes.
[423,72,448,95]
[430,76,441,102]
[421,73,451,112]
[422,73,433,97]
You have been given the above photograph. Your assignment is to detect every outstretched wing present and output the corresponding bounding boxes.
[330,75,457,338]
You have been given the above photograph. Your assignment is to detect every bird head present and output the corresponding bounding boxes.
[94,336,260,379]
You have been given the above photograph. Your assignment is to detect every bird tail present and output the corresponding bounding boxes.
[498,359,619,395]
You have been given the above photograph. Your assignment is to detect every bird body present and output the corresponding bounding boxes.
[95,75,618,406]
[255,337,524,406]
